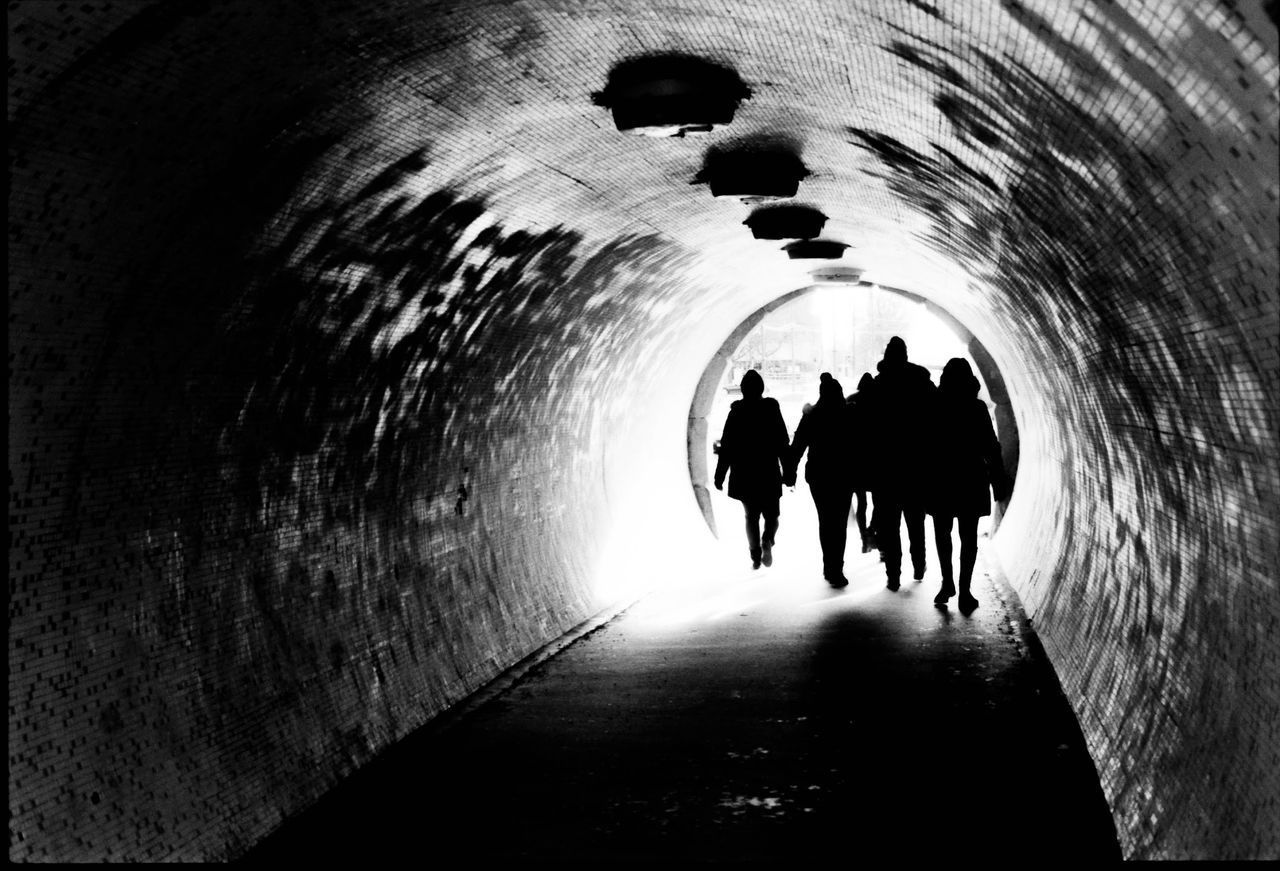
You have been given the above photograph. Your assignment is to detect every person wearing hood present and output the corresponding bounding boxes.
[714,369,791,570]
[869,336,936,590]
[785,373,854,587]
[846,372,877,553]
[927,358,1011,611]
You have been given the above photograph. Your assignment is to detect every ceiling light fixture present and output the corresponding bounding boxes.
[809,266,865,284]
[593,54,751,137]
[783,239,850,260]
[694,144,809,202]
[744,204,827,239]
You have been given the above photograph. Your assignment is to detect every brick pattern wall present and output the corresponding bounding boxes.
[9,0,1279,861]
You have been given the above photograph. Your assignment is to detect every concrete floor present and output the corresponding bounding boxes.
[244,502,1122,864]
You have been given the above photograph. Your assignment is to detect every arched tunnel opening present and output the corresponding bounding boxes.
[687,281,1021,540]
[8,0,1278,862]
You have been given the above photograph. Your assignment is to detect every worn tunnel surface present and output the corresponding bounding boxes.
[8,0,1279,862]
[244,525,1121,864]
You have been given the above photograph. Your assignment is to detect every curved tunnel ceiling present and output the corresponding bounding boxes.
[9,0,1279,862]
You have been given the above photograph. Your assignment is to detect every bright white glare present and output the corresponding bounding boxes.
[798,572,883,607]
[606,550,771,629]
[816,287,856,369]
[815,285,857,321]
[628,584,767,627]
[706,599,766,621]
[904,312,967,371]
[592,480,724,608]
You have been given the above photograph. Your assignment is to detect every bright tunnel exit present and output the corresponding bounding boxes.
[691,281,1015,549]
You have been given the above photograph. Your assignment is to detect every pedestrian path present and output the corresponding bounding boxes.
[244,514,1121,864]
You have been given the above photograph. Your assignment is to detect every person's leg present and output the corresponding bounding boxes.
[905,505,927,580]
[830,487,853,579]
[876,493,904,589]
[811,483,837,579]
[743,502,762,568]
[854,490,870,550]
[932,513,956,604]
[809,484,829,572]
[761,497,780,566]
[868,494,882,559]
[958,513,980,609]
[813,485,848,585]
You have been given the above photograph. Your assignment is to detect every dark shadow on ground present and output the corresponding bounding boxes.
[242,546,1120,864]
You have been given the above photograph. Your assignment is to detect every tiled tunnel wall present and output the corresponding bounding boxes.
[8,0,1278,861]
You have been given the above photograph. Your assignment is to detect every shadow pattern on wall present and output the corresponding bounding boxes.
[16,136,698,859]
[855,14,1278,860]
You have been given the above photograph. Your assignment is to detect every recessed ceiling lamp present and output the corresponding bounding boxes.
[783,239,850,259]
[810,266,865,284]
[693,145,809,202]
[744,205,827,239]
[593,54,751,137]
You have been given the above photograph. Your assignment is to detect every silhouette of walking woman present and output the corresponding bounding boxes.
[846,372,877,553]
[869,337,935,590]
[785,373,854,587]
[928,358,1010,611]
[714,369,790,570]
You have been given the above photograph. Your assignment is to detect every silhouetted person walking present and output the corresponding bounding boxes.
[714,369,790,570]
[869,337,935,590]
[785,373,854,588]
[846,372,877,553]
[928,358,1010,611]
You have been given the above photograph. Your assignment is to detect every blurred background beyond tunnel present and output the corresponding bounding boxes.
[8,0,1278,861]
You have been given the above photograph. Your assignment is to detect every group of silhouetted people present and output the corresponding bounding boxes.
[714,336,1011,611]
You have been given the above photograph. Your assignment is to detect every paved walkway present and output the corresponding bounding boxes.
[244,503,1121,864]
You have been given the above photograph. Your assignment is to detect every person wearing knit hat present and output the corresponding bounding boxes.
[869,336,936,591]
[846,372,878,553]
[714,369,791,570]
[926,358,1011,612]
[784,372,855,587]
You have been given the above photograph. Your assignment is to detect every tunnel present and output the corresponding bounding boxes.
[8,0,1278,861]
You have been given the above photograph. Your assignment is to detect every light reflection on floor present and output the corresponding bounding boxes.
[624,486,892,629]
[620,476,1000,632]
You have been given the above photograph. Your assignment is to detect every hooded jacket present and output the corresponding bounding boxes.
[714,393,789,504]
[786,373,853,489]
[927,359,1007,517]
[844,373,877,491]
[868,355,936,501]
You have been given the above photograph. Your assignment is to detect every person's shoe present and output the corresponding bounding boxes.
[933,581,955,605]
[827,573,848,588]
[958,592,979,611]
[913,565,926,581]
[886,577,900,591]
[761,542,773,567]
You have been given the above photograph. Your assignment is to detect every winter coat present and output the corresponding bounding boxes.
[844,390,875,492]
[786,397,854,490]
[928,394,1005,518]
[714,396,789,504]
[867,359,936,503]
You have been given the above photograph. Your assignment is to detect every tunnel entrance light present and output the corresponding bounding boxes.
[690,284,1018,541]
[693,144,809,201]
[744,205,827,239]
[783,239,849,259]
[593,54,751,137]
